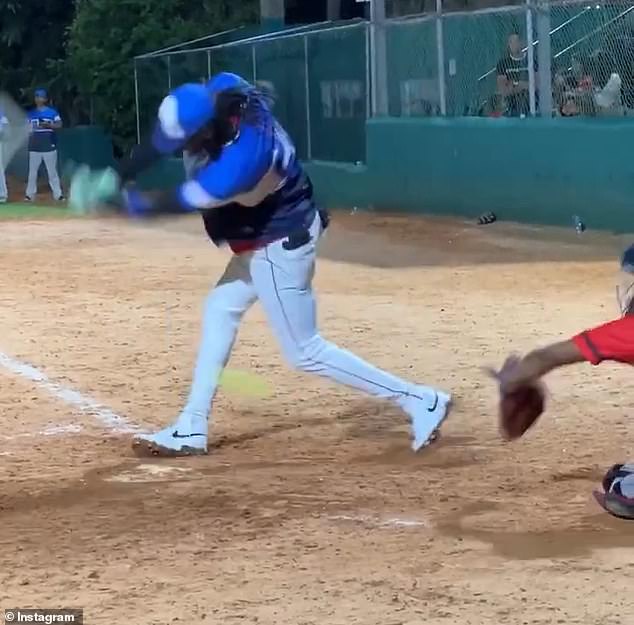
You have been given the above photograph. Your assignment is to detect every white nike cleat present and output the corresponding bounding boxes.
[132,415,208,457]
[403,387,452,452]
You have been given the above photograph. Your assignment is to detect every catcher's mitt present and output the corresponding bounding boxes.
[487,355,546,441]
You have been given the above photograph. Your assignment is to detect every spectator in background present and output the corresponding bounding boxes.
[480,93,508,117]
[25,88,64,201]
[559,93,582,117]
[496,32,537,116]
[572,55,594,92]
[612,28,634,108]
[554,55,595,116]
[0,107,8,203]
[554,55,593,95]
[589,50,623,116]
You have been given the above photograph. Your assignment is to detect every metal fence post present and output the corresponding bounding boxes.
[133,61,141,144]
[303,35,312,160]
[370,0,388,115]
[365,21,372,118]
[167,54,172,90]
[526,0,536,116]
[536,0,552,117]
[252,45,257,82]
[435,0,447,115]
[207,49,212,79]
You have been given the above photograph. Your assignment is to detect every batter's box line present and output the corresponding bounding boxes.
[0,423,83,441]
[328,514,429,529]
[0,350,140,434]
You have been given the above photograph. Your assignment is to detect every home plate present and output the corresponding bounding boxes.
[105,464,193,484]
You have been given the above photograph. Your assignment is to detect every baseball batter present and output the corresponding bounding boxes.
[72,73,451,456]
[493,244,634,519]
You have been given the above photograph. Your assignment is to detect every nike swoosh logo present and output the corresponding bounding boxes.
[172,430,206,439]
[427,392,439,413]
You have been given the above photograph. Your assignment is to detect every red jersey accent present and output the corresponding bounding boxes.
[229,240,259,254]
[228,234,287,254]
[573,316,634,365]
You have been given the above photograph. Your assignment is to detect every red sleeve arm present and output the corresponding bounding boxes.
[572,316,634,365]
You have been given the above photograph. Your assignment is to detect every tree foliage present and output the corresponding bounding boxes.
[67,0,258,152]
[0,0,75,105]
[0,0,258,152]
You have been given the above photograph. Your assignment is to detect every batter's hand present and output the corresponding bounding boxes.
[122,187,153,217]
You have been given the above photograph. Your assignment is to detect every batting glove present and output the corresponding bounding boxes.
[122,187,153,218]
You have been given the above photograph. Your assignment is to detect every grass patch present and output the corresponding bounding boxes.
[0,202,72,220]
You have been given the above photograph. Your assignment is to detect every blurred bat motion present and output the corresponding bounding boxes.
[0,92,30,166]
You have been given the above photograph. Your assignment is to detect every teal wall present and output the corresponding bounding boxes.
[304,160,369,208]
[9,119,631,234]
[95,117,634,233]
[137,157,185,190]
[363,117,634,232]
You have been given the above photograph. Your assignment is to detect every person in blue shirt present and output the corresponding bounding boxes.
[25,88,64,201]
[0,108,8,203]
[71,73,452,456]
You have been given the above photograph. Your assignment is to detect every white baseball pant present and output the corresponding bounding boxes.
[179,211,429,422]
[26,150,62,199]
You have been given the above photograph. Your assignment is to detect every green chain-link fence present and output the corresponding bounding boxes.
[135,1,634,164]
[135,22,368,163]
[384,0,634,118]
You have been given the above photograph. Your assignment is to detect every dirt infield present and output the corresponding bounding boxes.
[0,211,632,624]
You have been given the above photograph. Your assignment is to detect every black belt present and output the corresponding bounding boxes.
[282,208,329,251]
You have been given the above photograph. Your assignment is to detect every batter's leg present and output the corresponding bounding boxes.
[133,253,257,456]
[250,213,451,451]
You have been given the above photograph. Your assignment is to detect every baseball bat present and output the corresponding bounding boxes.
[0,92,30,166]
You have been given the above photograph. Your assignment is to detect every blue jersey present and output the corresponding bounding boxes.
[28,106,61,152]
[183,94,315,248]
[148,75,319,249]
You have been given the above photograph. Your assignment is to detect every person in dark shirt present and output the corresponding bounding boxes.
[25,88,63,201]
[496,33,537,117]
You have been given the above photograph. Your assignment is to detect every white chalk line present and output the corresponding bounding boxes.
[0,423,85,442]
[0,350,140,435]
[328,514,428,529]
